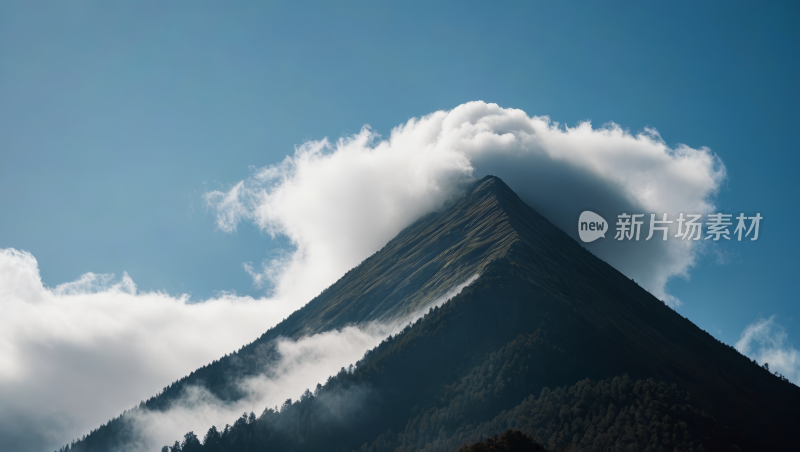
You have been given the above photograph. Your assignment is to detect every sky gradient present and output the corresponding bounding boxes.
[2,0,798,356]
[1,1,798,449]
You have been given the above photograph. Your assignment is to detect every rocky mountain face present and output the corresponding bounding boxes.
[69,176,798,452]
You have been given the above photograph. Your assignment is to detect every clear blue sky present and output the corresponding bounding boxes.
[1,0,797,348]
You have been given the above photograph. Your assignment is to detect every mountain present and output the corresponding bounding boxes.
[68,176,798,452]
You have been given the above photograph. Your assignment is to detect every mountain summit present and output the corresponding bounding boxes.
[69,176,798,451]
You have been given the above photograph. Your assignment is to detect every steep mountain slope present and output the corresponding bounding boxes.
[66,176,556,450]
[70,176,798,451]
[163,249,793,451]
[169,175,547,400]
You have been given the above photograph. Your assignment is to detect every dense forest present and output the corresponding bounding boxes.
[69,256,788,451]
[61,177,799,452]
[66,256,796,451]
[458,430,544,452]
[144,375,738,452]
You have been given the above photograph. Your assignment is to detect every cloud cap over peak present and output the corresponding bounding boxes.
[206,101,726,307]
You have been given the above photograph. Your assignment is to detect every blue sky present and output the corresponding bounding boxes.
[1,0,798,358]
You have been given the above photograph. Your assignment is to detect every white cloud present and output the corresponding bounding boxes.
[736,315,800,384]
[0,243,477,452]
[0,248,297,452]
[125,325,390,452]
[120,275,479,451]
[206,101,725,306]
[205,127,475,304]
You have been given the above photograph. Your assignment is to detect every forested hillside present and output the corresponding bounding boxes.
[63,177,798,451]
[458,430,544,452]
[154,251,790,451]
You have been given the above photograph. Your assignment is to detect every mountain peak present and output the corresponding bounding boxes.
[70,175,800,452]
[473,174,502,185]
[256,175,570,340]
[275,175,542,337]
[469,175,519,201]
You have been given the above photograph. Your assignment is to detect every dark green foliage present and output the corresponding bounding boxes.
[160,369,737,452]
[181,431,202,452]
[156,268,744,451]
[445,377,737,452]
[201,425,220,452]
[458,430,545,452]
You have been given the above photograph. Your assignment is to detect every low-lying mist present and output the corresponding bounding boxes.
[121,275,479,451]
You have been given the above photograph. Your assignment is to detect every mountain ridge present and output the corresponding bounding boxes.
[67,176,798,452]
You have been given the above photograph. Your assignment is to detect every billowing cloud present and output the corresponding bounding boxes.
[204,128,474,304]
[0,248,297,452]
[125,325,391,452]
[736,316,800,384]
[106,276,479,451]
[0,243,477,452]
[206,101,726,306]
